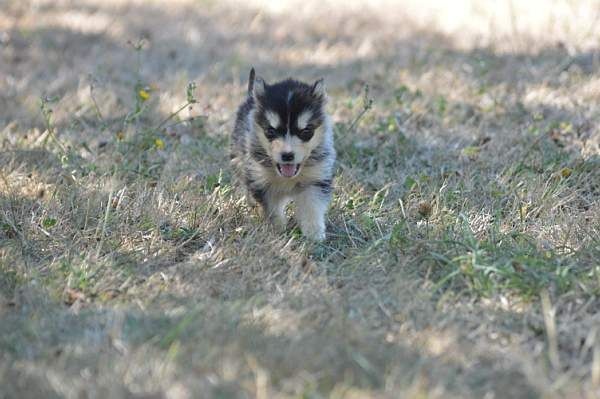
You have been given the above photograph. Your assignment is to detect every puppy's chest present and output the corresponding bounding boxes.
[252,166,322,194]
[267,175,310,193]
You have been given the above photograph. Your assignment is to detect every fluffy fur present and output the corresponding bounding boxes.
[230,68,336,241]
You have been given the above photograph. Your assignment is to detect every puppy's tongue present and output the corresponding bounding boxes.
[280,164,297,177]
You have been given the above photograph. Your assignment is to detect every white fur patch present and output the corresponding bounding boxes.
[295,186,328,241]
[296,110,312,130]
[265,110,280,128]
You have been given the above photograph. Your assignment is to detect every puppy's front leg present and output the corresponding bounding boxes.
[295,185,331,241]
[263,190,289,230]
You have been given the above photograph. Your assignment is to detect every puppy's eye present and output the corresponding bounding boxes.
[265,127,278,140]
[298,128,314,141]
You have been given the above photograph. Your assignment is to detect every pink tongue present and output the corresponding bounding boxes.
[280,164,297,177]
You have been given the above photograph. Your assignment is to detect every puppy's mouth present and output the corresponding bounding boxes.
[276,163,301,178]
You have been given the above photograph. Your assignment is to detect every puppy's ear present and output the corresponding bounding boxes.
[249,68,266,100]
[311,78,327,101]
[253,76,266,98]
[247,67,256,96]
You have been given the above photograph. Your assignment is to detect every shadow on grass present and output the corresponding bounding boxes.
[0,285,541,398]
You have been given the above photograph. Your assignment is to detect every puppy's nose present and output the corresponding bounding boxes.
[281,152,294,162]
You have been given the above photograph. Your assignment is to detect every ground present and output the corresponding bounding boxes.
[1,0,600,398]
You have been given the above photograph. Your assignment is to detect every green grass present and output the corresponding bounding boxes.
[1,0,600,398]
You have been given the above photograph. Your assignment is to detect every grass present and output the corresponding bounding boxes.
[1,0,600,398]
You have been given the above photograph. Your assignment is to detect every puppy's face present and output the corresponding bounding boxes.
[252,77,327,178]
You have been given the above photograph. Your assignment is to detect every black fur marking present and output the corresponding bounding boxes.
[250,186,266,205]
[306,145,331,165]
[250,142,272,166]
[248,68,256,96]
[246,176,267,205]
[313,179,333,195]
[289,89,324,142]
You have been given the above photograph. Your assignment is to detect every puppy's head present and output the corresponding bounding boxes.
[249,69,327,178]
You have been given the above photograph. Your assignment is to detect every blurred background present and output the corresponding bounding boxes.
[1,0,599,136]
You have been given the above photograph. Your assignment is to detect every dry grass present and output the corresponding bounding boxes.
[1,0,600,398]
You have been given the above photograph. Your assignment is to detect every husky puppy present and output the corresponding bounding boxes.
[230,68,336,241]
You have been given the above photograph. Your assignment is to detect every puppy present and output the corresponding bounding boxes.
[230,68,336,241]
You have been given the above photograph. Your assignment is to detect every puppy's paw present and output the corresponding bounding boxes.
[270,215,287,232]
[301,222,326,242]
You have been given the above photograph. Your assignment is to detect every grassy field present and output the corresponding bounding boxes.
[1,0,600,397]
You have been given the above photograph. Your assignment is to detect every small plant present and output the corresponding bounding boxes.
[39,95,67,153]
[347,84,374,133]
[154,81,198,133]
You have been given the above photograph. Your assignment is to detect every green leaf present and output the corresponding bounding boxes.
[404,176,417,191]
[461,146,480,158]
[42,218,57,229]
[186,82,197,104]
